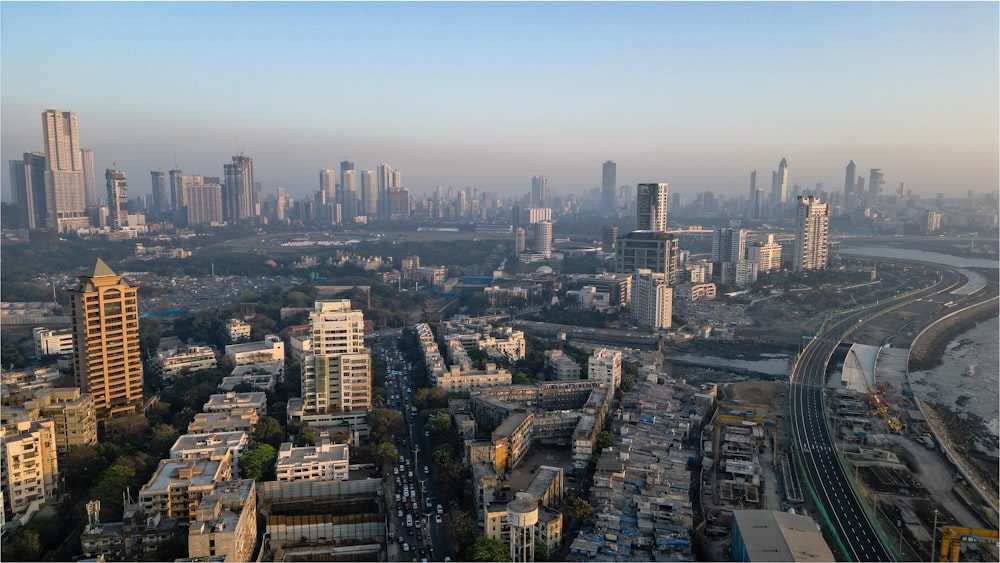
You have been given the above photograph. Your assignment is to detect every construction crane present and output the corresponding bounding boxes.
[867,385,905,433]
[938,526,999,562]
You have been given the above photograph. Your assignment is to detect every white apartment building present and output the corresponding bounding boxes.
[301,300,371,415]
[793,196,830,271]
[275,439,349,482]
[203,392,267,416]
[155,345,217,379]
[188,479,257,563]
[226,319,251,341]
[436,363,512,392]
[544,350,581,380]
[747,234,783,272]
[32,327,73,357]
[140,458,232,525]
[1,419,59,518]
[225,335,285,366]
[632,269,672,330]
[588,349,622,388]
[170,431,249,466]
[188,408,259,434]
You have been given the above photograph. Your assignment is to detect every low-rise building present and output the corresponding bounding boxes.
[33,326,74,358]
[80,498,181,562]
[139,457,232,525]
[188,408,259,434]
[154,345,218,380]
[0,387,97,452]
[203,392,267,417]
[436,363,513,392]
[544,350,581,380]
[225,334,285,366]
[275,439,350,482]
[188,480,257,562]
[588,348,622,389]
[170,431,249,469]
[226,319,251,342]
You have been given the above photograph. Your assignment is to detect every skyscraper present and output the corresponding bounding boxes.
[360,170,377,217]
[602,225,618,252]
[42,110,88,232]
[515,227,526,254]
[81,149,97,206]
[712,227,747,285]
[793,196,830,272]
[186,182,223,225]
[844,160,857,211]
[377,163,401,220]
[770,157,789,208]
[223,155,254,222]
[749,170,757,201]
[69,258,143,420]
[9,153,47,230]
[602,161,616,213]
[301,300,371,416]
[342,169,358,220]
[531,175,547,208]
[106,169,128,230]
[534,221,552,258]
[636,183,668,232]
[867,169,884,208]
[632,269,672,330]
[320,169,337,201]
[150,171,168,215]
[616,231,679,284]
[169,168,184,219]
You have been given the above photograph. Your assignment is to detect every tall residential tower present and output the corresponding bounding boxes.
[793,196,830,272]
[635,183,668,232]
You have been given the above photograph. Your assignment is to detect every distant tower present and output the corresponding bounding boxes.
[106,169,128,230]
[602,225,618,252]
[867,169,884,208]
[748,169,757,201]
[515,227,526,254]
[81,149,97,205]
[70,258,143,420]
[601,161,617,214]
[342,169,358,220]
[794,196,830,271]
[150,170,168,214]
[770,157,789,208]
[844,160,856,211]
[361,170,377,217]
[42,109,88,231]
[223,154,255,221]
[534,221,552,258]
[531,175,547,208]
[635,183,668,232]
[507,492,538,562]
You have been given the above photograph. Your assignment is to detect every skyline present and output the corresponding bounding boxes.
[2,2,998,202]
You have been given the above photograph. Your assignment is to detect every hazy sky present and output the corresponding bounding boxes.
[2,2,997,202]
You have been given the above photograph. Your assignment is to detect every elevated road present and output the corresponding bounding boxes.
[791,268,965,561]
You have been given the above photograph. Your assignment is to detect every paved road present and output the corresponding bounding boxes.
[790,268,964,561]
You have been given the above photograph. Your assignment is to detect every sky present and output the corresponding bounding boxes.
[2,1,998,202]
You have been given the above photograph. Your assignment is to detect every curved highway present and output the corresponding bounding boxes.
[790,268,965,561]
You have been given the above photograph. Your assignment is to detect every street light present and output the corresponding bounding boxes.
[930,509,939,562]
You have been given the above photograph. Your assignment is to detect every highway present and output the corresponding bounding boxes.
[790,267,965,561]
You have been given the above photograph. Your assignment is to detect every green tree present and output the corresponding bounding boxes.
[534,539,549,561]
[3,527,42,560]
[103,412,150,449]
[465,536,512,562]
[375,441,400,469]
[252,415,283,448]
[449,510,477,548]
[238,443,277,481]
[414,387,449,410]
[596,431,614,451]
[295,430,316,447]
[368,408,404,444]
[1,342,29,369]
[432,443,456,467]
[564,496,594,523]
[92,464,137,520]
[150,423,179,456]
[63,444,109,492]
[425,412,452,438]
[621,373,636,392]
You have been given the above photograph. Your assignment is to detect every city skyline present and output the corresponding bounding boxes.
[2,2,997,202]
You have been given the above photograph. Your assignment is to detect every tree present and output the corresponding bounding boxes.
[3,527,42,560]
[238,443,277,481]
[432,443,456,468]
[534,539,549,561]
[449,510,478,548]
[424,412,452,438]
[596,431,614,451]
[295,430,316,447]
[564,496,594,523]
[91,464,137,521]
[375,441,399,469]
[621,373,636,392]
[465,536,512,562]
[368,408,404,444]
[103,412,150,449]
[252,416,284,448]
[150,423,179,457]
[414,387,449,410]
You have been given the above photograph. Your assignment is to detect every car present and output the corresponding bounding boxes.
[402,543,410,552]
[424,465,429,474]
[395,494,401,502]
[436,504,443,514]
[398,536,404,544]
[393,467,399,475]
[416,532,422,541]
[426,498,432,508]
[435,514,443,524]
[404,502,410,510]
[398,509,404,518]
[408,470,414,478]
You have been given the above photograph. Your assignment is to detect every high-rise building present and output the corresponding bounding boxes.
[602,225,618,252]
[319,169,337,201]
[376,163,400,220]
[360,170,377,217]
[749,170,757,201]
[588,348,622,388]
[81,149,97,206]
[69,258,143,420]
[42,110,89,232]
[169,169,185,218]
[867,169,884,208]
[8,155,48,230]
[2,419,59,518]
[751,188,765,220]
[793,196,829,272]
[186,183,224,225]
[635,183,668,232]
[770,157,789,208]
[747,235,783,272]
[531,175,548,208]
[515,227,526,254]
[342,169,358,220]
[632,269,672,330]
[616,231,679,284]
[223,155,254,222]
[301,300,371,416]
[106,169,128,230]
[534,221,553,258]
[388,187,410,219]
[844,160,856,211]
[712,227,747,285]
[150,170,168,215]
[601,161,617,213]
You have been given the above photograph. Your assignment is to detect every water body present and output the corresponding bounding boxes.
[837,244,999,270]
[671,354,791,376]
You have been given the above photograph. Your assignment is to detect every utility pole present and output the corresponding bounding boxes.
[930,509,939,562]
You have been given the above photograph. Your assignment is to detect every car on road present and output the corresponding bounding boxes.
[424,465,429,474]
[435,514,442,524]
[436,504,443,514]
[402,543,409,552]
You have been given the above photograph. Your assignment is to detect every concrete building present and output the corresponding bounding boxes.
[187,480,257,562]
[602,225,618,252]
[632,269,672,330]
[588,348,622,388]
[69,258,143,420]
[275,439,350,482]
[226,319,251,342]
[730,510,835,561]
[170,431,249,468]
[1,387,97,453]
[436,363,513,392]
[106,169,129,230]
[42,110,89,232]
[225,334,284,366]
[544,350,581,380]
[80,497,181,562]
[300,300,371,416]
[712,227,747,285]
[185,182,224,225]
[534,221,552,258]
[139,457,232,526]
[636,183,668,232]
[747,234,782,272]
[154,344,217,379]
[188,408,259,434]
[616,230,679,284]
[570,273,632,307]
[1,419,59,518]
[793,196,830,271]
[33,326,74,358]
[203,392,267,417]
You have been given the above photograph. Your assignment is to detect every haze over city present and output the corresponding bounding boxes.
[2,1,997,201]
